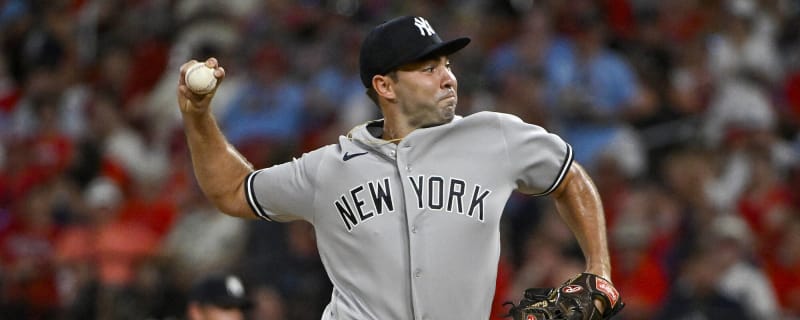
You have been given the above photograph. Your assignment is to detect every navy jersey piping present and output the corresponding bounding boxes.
[245,170,273,221]
[534,142,574,196]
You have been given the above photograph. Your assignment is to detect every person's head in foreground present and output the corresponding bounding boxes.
[186,274,252,320]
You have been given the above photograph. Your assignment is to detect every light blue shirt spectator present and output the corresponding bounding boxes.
[221,81,305,146]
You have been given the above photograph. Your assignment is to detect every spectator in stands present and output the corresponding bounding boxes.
[219,45,305,161]
[187,273,252,320]
[764,216,800,317]
[656,245,752,320]
[0,184,59,319]
[709,214,781,319]
[161,184,247,291]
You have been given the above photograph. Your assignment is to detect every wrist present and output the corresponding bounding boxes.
[584,267,611,282]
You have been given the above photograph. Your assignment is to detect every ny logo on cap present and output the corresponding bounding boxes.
[413,17,435,36]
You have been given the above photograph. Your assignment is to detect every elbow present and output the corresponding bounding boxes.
[205,184,256,219]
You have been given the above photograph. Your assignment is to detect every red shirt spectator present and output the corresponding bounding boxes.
[0,185,60,317]
[764,218,800,316]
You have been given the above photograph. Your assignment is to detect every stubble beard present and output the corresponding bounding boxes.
[419,97,456,128]
[439,89,457,120]
[441,99,456,122]
[405,89,458,129]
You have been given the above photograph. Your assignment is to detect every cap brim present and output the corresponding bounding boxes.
[216,297,253,310]
[423,37,471,59]
[400,37,471,69]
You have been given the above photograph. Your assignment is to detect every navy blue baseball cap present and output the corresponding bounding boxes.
[359,16,471,88]
[188,274,253,310]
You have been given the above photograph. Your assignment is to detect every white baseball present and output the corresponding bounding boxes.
[185,62,218,95]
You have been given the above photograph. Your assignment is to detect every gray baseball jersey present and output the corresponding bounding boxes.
[244,111,573,320]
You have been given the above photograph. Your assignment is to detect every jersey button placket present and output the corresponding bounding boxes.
[397,142,425,319]
[401,143,411,172]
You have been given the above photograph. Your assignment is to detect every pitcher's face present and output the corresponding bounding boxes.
[392,56,458,128]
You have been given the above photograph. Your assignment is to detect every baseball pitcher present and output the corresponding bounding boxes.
[176,15,623,320]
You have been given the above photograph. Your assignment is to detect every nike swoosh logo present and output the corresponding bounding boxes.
[343,151,368,161]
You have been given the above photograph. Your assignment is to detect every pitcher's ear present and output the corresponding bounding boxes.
[373,74,397,101]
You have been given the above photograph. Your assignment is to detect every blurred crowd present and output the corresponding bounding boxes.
[1,0,799,319]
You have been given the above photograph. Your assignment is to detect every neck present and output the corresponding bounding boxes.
[380,112,455,142]
[380,109,415,143]
[381,121,412,143]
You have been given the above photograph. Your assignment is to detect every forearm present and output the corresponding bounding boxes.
[552,163,612,280]
[176,58,256,219]
[182,111,255,218]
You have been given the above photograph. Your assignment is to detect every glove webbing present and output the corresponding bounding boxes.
[559,273,622,319]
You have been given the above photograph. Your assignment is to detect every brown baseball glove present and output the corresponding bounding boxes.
[505,273,624,320]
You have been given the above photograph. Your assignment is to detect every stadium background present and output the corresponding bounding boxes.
[0,0,799,319]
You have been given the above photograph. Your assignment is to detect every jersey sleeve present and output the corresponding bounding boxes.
[498,113,573,196]
[243,148,326,222]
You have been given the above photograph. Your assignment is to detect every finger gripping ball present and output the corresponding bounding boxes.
[185,63,217,95]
